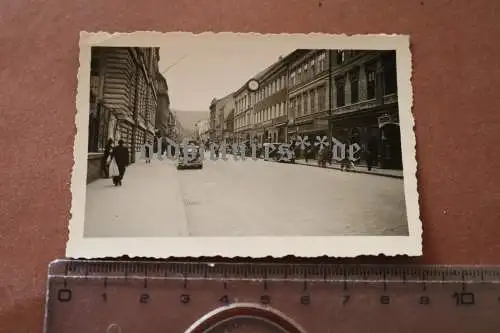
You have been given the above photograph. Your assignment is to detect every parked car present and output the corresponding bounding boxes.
[261,142,295,163]
[177,144,203,170]
[276,143,296,163]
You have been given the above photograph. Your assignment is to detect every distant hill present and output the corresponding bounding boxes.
[172,109,209,134]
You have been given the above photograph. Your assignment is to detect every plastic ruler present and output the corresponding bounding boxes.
[43,260,500,333]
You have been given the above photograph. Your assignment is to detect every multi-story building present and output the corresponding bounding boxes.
[287,50,332,147]
[251,60,288,144]
[194,119,210,145]
[156,73,175,139]
[224,109,234,145]
[88,46,160,182]
[253,51,310,144]
[208,98,217,143]
[233,82,254,144]
[211,93,234,144]
[325,50,401,169]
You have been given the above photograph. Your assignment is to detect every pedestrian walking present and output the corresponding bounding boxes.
[145,142,152,164]
[318,146,327,168]
[110,139,129,186]
[101,139,113,178]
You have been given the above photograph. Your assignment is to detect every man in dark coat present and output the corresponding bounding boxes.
[111,139,129,186]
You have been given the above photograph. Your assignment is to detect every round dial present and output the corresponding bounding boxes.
[248,79,260,91]
[206,316,293,333]
[185,304,305,333]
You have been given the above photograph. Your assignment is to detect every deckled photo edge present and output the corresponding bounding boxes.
[67,31,421,259]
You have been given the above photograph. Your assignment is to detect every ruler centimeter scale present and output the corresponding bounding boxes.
[44,260,500,333]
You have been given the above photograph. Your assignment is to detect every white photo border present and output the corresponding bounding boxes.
[67,31,421,258]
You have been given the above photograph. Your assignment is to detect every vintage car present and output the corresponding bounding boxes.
[177,144,203,170]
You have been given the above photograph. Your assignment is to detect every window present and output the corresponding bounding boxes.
[335,77,345,107]
[281,76,285,88]
[304,63,309,80]
[310,59,316,76]
[336,50,345,64]
[310,90,316,112]
[318,53,326,72]
[297,68,302,83]
[350,69,359,103]
[318,85,326,111]
[366,66,376,99]
[383,51,397,94]
[297,95,302,116]
[277,78,280,91]
[304,93,309,114]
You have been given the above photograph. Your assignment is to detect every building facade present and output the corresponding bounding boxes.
[326,50,401,169]
[287,50,332,148]
[208,98,217,143]
[155,74,175,139]
[224,109,234,145]
[88,47,161,182]
[194,119,210,145]
[210,93,235,144]
[252,59,289,144]
[233,83,253,144]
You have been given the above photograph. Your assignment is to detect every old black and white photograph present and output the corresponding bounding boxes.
[68,32,420,258]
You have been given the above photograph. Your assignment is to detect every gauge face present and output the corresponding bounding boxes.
[248,79,259,91]
[205,316,292,333]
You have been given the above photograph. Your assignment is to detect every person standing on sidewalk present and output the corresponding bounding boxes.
[101,138,113,178]
[145,142,152,164]
[111,139,129,186]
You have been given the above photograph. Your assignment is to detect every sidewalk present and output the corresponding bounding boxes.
[294,158,404,179]
[84,157,190,237]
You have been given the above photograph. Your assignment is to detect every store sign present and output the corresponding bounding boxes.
[377,113,398,127]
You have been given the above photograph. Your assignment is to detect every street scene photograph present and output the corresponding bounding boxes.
[69,32,420,258]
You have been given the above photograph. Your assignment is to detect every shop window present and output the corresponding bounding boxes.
[335,77,346,107]
[366,66,376,99]
[350,70,359,103]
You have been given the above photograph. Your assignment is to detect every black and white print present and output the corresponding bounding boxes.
[68,32,420,258]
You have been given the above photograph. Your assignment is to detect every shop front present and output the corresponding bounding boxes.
[296,120,328,160]
[330,106,401,169]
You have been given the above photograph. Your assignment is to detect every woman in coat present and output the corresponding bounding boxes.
[101,139,113,178]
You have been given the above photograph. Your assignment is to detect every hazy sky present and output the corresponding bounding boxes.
[158,34,297,111]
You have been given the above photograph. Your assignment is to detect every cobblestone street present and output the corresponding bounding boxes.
[84,153,409,237]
